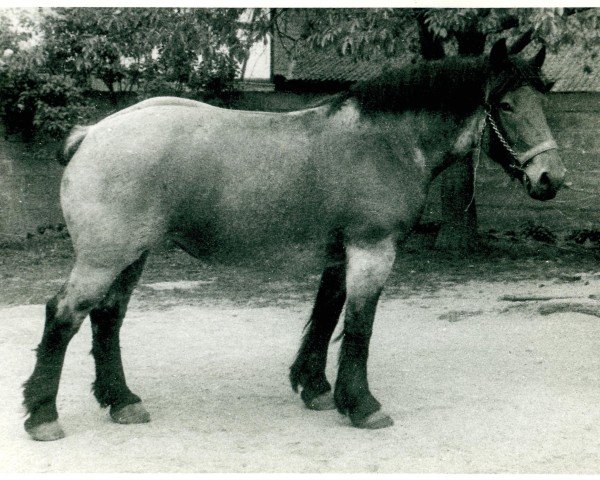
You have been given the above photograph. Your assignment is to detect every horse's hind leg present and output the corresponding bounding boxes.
[290,228,346,410]
[90,253,150,425]
[23,261,133,441]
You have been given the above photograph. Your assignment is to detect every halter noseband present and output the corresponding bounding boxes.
[484,110,558,175]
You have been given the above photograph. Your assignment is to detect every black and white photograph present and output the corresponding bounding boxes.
[0,3,599,473]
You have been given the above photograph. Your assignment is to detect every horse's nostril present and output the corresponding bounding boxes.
[524,171,558,200]
[539,171,551,187]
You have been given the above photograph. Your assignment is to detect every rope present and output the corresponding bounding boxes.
[465,113,488,212]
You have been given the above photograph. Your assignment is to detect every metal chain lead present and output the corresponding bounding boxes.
[486,112,523,169]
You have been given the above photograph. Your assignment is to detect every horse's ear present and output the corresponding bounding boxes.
[508,29,533,55]
[490,38,509,72]
[531,45,547,70]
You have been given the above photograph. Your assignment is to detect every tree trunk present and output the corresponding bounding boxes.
[434,154,478,254]
[102,70,119,106]
[457,31,486,56]
[415,10,445,60]
[434,28,486,254]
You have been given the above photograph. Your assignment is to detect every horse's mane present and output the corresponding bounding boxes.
[329,53,550,117]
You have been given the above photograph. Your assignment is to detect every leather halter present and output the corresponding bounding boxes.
[485,110,558,175]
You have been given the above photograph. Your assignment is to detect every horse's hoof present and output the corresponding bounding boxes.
[305,391,336,411]
[110,402,150,424]
[351,410,394,429]
[26,420,65,441]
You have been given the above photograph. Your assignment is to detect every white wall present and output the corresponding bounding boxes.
[243,34,271,81]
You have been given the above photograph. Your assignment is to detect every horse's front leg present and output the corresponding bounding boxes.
[334,233,396,429]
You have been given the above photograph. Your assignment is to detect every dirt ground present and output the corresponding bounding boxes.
[1,235,599,473]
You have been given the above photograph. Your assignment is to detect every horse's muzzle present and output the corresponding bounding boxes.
[523,168,565,201]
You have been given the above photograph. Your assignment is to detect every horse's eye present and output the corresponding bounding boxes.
[499,102,513,112]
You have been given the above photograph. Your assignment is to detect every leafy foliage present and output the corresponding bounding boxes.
[0,7,272,138]
[41,8,271,98]
[1,7,598,140]
[275,8,600,63]
[0,22,91,139]
[300,9,417,59]
[273,9,418,60]
[27,74,92,137]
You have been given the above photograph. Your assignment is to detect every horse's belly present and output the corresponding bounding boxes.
[170,183,328,256]
[167,146,327,255]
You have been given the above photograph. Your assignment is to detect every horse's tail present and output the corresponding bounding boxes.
[56,125,90,166]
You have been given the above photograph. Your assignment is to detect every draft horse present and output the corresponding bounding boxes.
[23,39,566,440]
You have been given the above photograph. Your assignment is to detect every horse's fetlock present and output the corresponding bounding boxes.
[23,397,59,427]
[348,394,382,425]
[92,378,140,410]
[108,393,142,416]
[289,359,310,393]
[290,350,330,398]
[335,386,381,422]
[91,380,112,408]
[289,366,301,393]
[334,385,352,415]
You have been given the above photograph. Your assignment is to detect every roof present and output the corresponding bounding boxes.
[543,51,600,92]
[276,48,413,84]
[273,31,600,93]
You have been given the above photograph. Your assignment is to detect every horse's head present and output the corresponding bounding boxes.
[484,38,566,201]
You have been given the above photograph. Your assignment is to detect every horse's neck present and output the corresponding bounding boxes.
[326,100,487,182]
[448,109,488,159]
[419,108,487,180]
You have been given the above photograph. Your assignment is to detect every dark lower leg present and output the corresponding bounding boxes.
[290,263,346,403]
[290,230,346,404]
[334,291,382,423]
[90,255,146,414]
[23,292,80,430]
[90,307,140,414]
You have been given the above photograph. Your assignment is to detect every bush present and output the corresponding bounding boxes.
[137,77,191,100]
[0,48,91,139]
[30,74,93,136]
[566,229,600,247]
[190,52,240,105]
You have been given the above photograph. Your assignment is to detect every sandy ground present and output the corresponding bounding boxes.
[1,275,599,473]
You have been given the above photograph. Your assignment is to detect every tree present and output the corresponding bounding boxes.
[0,7,273,137]
[41,8,272,102]
[0,8,91,139]
[274,8,598,66]
[270,8,600,253]
[0,7,273,136]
